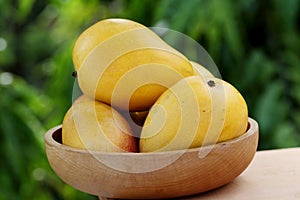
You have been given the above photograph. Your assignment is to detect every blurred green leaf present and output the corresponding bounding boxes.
[17,0,35,23]
[273,122,299,148]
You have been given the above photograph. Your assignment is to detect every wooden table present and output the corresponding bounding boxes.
[100,148,300,200]
[181,147,300,200]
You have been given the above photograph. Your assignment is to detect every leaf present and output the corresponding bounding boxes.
[254,81,289,149]
[273,122,300,148]
[240,50,276,89]
[17,0,35,23]
[211,0,244,60]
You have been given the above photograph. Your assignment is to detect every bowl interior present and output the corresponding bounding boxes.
[48,118,255,154]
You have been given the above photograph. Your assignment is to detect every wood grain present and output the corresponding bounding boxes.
[183,147,300,200]
[44,118,258,199]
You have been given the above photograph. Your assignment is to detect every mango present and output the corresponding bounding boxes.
[190,61,214,78]
[62,100,137,152]
[73,18,193,111]
[139,76,248,152]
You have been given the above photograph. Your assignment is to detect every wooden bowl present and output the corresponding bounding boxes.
[44,118,258,200]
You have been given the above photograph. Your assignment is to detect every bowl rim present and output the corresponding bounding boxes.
[45,117,258,156]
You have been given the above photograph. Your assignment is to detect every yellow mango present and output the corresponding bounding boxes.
[73,18,193,111]
[139,76,248,152]
[190,61,215,78]
[62,100,137,152]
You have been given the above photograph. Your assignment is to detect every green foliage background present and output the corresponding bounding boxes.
[0,0,299,199]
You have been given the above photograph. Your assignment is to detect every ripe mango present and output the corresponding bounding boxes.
[73,18,193,111]
[190,61,214,78]
[139,76,248,152]
[62,100,137,152]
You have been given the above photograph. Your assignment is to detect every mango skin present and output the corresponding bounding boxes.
[139,76,248,152]
[190,61,215,78]
[73,18,193,111]
[72,18,145,71]
[62,100,137,152]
